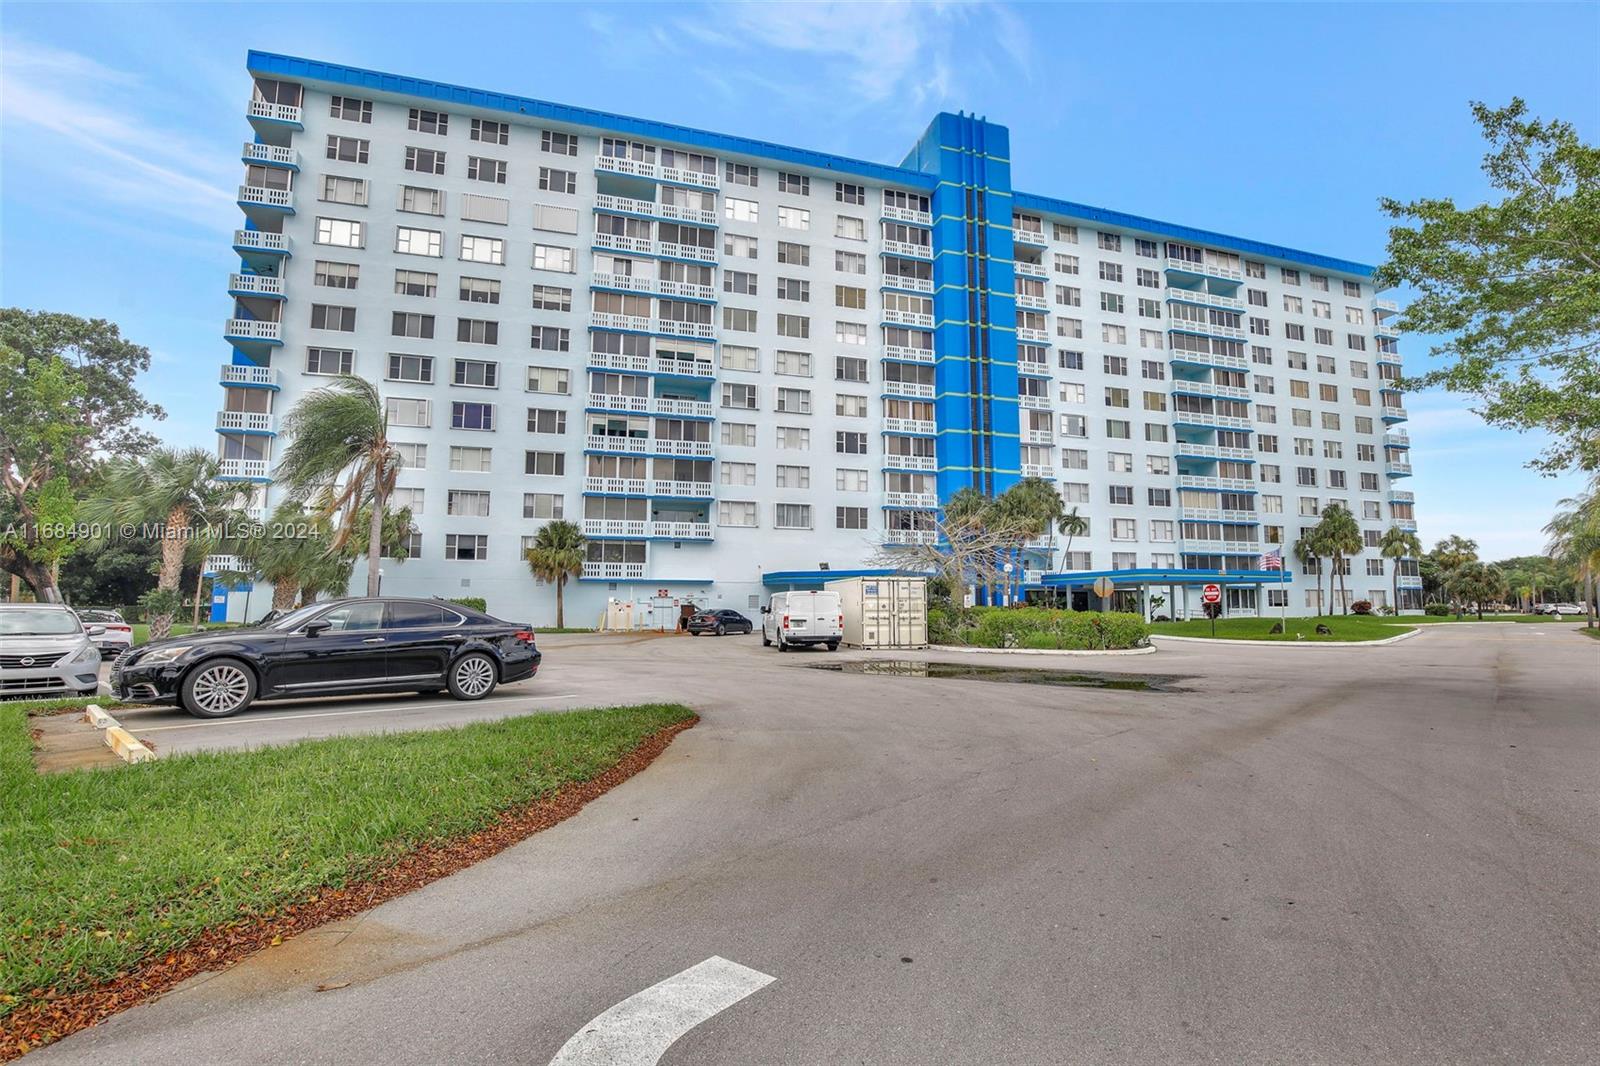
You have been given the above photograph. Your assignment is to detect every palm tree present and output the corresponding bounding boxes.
[274,376,399,597]
[525,520,586,628]
[85,448,243,640]
[995,478,1059,602]
[1448,561,1506,621]
[1291,532,1326,616]
[1379,525,1424,616]
[1057,508,1089,571]
[1544,480,1600,628]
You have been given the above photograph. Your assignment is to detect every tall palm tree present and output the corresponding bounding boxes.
[1379,525,1424,616]
[1544,480,1600,628]
[274,376,399,597]
[1057,508,1089,571]
[1291,532,1326,616]
[995,478,1058,602]
[525,520,587,628]
[85,447,242,640]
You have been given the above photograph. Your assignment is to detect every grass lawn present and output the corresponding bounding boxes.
[0,698,694,1024]
[1579,627,1600,641]
[1150,615,1414,642]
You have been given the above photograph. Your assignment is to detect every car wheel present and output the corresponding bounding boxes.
[716,623,725,636]
[448,652,499,701]
[77,687,99,697]
[828,641,840,652]
[181,657,257,719]
[762,632,771,646]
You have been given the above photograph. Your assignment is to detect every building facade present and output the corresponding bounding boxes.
[214,51,1421,624]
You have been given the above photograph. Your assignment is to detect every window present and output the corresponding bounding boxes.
[315,217,364,248]
[721,422,756,446]
[779,171,810,195]
[721,462,756,486]
[777,278,810,302]
[1112,518,1137,541]
[460,235,505,265]
[444,534,487,561]
[447,489,491,517]
[471,118,509,145]
[775,464,810,489]
[530,326,570,352]
[533,244,573,273]
[386,397,430,427]
[1104,355,1128,376]
[451,402,495,431]
[409,108,449,135]
[459,277,501,305]
[835,216,865,241]
[1098,232,1122,251]
[719,500,758,527]
[836,250,866,274]
[319,174,368,205]
[776,388,811,414]
[721,382,757,410]
[392,311,434,339]
[387,353,434,383]
[538,166,576,194]
[726,162,758,187]
[836,506,869,530]
[305,347,353,375]
[777,314,809,339]
[395,226,442,257]
[836,182,865,205]
[836,431,868,455]
[1098,261,1124,283]
[524,450,565,476]
[532,284,572,311]
[325,135,369,164]
[725,196,759,223]
[527,408,566,434]
[778,206,810,230]
[837,469,868,492]
[1109,486,1134,505]
[541,130,578,156]
[467,156,507,184]
[404,146,446,175]
[523,493,563,520]
[314,260,359,289]
[723,307,757,333]
[776,426,809,450]
[330,95,372,123]
[774,503,812,529]
[398,185,444,216]
[836,285,867,309]
[719,344,757,372]
[452,357,498,386]
[836,394,867,417]
[310,304,356,331]
[775,349,812,376]
[837,355,868,382]
[527,366,570,394]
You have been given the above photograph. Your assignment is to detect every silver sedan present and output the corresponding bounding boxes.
[0,603,106,699]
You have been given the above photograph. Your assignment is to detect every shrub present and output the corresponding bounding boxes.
[1424,603,1450,616]
[450,596,488,613]
[1350,600,1374,615]
[931,606,1148,650]
[1268,620,1284,634]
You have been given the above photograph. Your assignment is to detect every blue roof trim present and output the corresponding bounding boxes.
[246,51,937,189]
[1012,192,1376,278]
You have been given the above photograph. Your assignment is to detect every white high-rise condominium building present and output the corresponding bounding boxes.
[215,51,1420,623]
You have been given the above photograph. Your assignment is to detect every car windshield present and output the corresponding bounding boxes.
[0,609,82,636]
[261,603,332,632]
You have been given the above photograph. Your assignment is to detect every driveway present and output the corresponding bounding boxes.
[35,623,1600,1064]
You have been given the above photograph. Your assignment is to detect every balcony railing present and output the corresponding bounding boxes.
[224,318,281,342]
[883,345,934,364]
[218,459,270,480]
[1171,380,1249,400]
[1177,475,1255,492]
[583,518,648,538]
[654,397,714,418]
[585,434,713,457]
[1012,227,1048,247]
[1022,429,1054,445]
[654,357,716,378]
[1393,518,1419,533]
[1019,394,1051,410]
[233,229,289,255]
[1398,573,1423,587]
[1389,490,1416,504]
[1171,350,1248,371]
[216,410,275,433]
[882,380,934,399]
[882,274,934,294]
[241,142,298,168]
[1021,463,1054,479]
[1382,405,1409,421]
[657,240,717,264]
[1373,298,1399,313]
[1179,538,1260,554]
[588,392,650,414]
[883,308,934,328]
[882,205,932,225]
[585,476,647,495]
[883,417,936,435]
[1179,506,1258,523]
[1172,411,1252,431]
[588,393,713,419]
[587,350,651,373]
[651,520,713,540]
[248,100,303,126]
[591,271,654,295]
[655,318,716,340]
[593,232,655,255]
[1017,326,1050,343]
[238,184,293,209]
[883,454,936,471]
[1384,431,1411,449]
[594,193,717,226]
[1015,293,1048,311]
[1170,321,1246,342]
[228,273,284,297]
[657,279,717,301]
[1165,287,1244,311]
[1166,256,1242,281]
[660,165,719,190]
[1385,461,1414,477]
[1375,324,1400,339]
[650,480,714,498]
[884,529,938,546]
[882,239,933,260]
[591,311,652,333]
[886,491,938,509]
[204,554,243,574]
[1013,261,1046,279]
[220,363,278,387]
[582,560,647,580]
[594,155,720,189]
[1174,442,1254,461]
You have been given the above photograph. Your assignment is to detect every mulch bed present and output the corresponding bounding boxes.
[0,715,697,1060]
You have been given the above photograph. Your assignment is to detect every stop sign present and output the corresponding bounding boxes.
[1201,583,1222,604]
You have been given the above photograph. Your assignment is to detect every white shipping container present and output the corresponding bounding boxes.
[826,576,928,648]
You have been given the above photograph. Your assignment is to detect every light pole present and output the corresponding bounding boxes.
[377,568,385,595]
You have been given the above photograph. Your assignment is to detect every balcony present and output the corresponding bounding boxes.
[884,529,938,546]
[658,240,717,264]
[653,397,715,418]
[1013,261,1047,280]
[1016,358,1051,378]
[1376,349,1403,366]
[1385,461,1414,478]
[220,363,278,388]
[882,205,932,226]
[883,345,934,364]
[1165,256,1242,282]
[653,356,717,379]
[651,520,713,541]
[1179,506,1258,524]
[218,458,270,481]
[655,318,716,340]
[591,311,652,333]
[233,228,290,262]
[224,318,282,345]
[1394,518,1419,533]
[657,279,717,301]
[1398,573,1424,588]
[594,193,717,226]
[884,308,934,328]
[1021,463,1054,479]
[1177,475,1256,493]
[1019,393,1051,410]
[1171,379,1249,400]
[585,434,713,457]
[593,232,655,256]
[881,239,933,261]
[587,392,650,414]
[237,184,294,212]
[1165,287,1244,311]
[594,154,720,189]
[1384,430,1411,449]
[650,480,714,499]
[882,380,934,399]
[883,454,936,471]
[1179,538,1260,554]
[882,274,934,294]
[1012,227,1048,248]
[588,393,711,419]
[247,99,303,132]
[1373,298,1399,313]
[1172,411,1252,431]
[886,491,938,509]
[1022,429,1054,445]
[228,273,284,299]
[1170,321,1246,342]
[591,271,655,295]
[582,560,647,580]
[1170,350,1248,372]
[241,142,298,169]
[1173,442,1255,461]
[1375,323,1400,340]
[1382,404,1409,422]
[583,519,648,538]
[585,476,647,496]
[1015,293,1048,311]
[1388,490,1416,505]
[883,417,936,436]
[1017,326,1050,343]
[203,554,243,575]
[216,410,275,434]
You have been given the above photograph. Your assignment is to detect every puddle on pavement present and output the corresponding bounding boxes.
[806,660,1183,691]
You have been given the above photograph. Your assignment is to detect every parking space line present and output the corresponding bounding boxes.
[547,956,774,1066]
[131,694,581,732]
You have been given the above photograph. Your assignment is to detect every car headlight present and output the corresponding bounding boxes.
[138,644,194,665]
[73,642,101,664]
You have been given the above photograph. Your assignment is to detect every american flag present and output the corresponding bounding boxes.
[1259,548,1284,571]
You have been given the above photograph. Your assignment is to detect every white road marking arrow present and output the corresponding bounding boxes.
[547,956,774,1066]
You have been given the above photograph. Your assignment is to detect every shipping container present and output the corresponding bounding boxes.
[825,576,928,648]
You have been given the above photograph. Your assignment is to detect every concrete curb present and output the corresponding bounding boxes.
[84,703,155,764]
[927,644,1159,656]
[1151,626,1422,648]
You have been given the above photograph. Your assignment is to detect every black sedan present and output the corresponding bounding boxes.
[686,609,753,636]
[112,597,541,718]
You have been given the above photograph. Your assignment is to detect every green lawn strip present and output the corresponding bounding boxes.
[1578,627,1600,641]
[0,701,693,1017]
[1149,616,1416,642]
[0,697,124,718]
[1399,613,1568,624]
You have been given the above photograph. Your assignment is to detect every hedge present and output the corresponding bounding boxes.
[450,596,489,613]
[929,606,1149,650]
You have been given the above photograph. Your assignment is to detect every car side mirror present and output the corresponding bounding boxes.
[759,606,770,614]
[303,619,332,637]
[85,625,106,637]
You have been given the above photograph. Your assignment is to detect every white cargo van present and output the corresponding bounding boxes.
[761,590,843,652]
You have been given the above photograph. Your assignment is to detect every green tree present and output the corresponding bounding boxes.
[275,376,400,597]
[1314,505,1364,615]
[1428,534,1480,610]
[85,448,242,641]
[1544,480,1600,628]
[524,520,586,628]
[1448,561,1507,621]
[993,478,1059,601]
[1292,531,1327,615]
[1380,525,1424,615]
[1056,508,1089,571]
[0,311,163,598]
[1376,100,1600,474]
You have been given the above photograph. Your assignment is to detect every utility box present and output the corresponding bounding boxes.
[825,576,928,648]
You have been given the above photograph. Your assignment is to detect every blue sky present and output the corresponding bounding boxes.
[2,2,1596,559]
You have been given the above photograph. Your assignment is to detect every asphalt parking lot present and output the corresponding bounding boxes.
[38,622,1600,1064]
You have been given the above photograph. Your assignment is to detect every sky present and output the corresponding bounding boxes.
[2,1,1596,560]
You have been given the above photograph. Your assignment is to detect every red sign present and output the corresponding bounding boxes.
[657,589,670,598]
[1201,583,1222,604]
